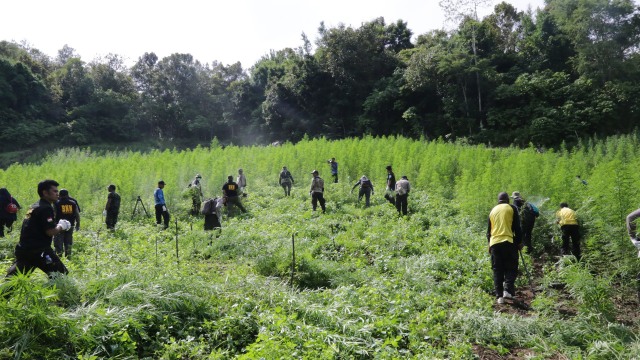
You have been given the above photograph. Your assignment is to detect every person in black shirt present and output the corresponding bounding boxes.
[384,165,396,205]
[222,176,246,213]
[0,188,21,237]
[104,184,121,230]
[6,179,72,278]
[54,189,80,258]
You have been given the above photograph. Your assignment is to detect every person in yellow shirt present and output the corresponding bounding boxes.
[556,202,581,259]
[486,192,522,304]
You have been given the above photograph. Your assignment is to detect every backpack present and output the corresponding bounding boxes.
[361,179,372,188]
[5,198,18,214]
[201,198,216,215]
[529,203,540,217]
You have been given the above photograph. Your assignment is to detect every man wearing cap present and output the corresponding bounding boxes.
[511,191,539,250]
[394,176,411,216]
[556,202,581,259]
[279,166,295,196]
[487,192,523,304]
[54,189,80,258]
[105,184,121,230]
[222,176,247,213]
[6,179,71,279]
[309,170,326,213]
[384,165,396,205]
[154,180,170,229]
[351,175,374,207]
[188,174,203,216]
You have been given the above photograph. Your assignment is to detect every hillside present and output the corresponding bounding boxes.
[0,136,639,358]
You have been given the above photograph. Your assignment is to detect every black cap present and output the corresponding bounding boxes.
[59,189,69,197]
[158,180,165,185]
[386,165,392,170]
[228,175,233,180]
[108,184,116,191]
[498,192,509,203]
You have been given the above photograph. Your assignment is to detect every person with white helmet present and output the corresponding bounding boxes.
[351,175,374,207]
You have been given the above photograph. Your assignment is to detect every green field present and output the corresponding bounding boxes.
[0,135,639,359]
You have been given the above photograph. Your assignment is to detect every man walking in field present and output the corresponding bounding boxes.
[395,176,410,216]
[327,158,338,183]
[105,184,121,230]
[384,165,396,205]
[54,189,80,258]
[154,180,170,229]
[6,179,71,279]
[556,202,581,259]
[309,170,326,213]
[222,176,247,213]
[351,175,374,207]
[237,169,247,197]
[511,191,539,251]
[487,192,522,304]
[279,166,294,196]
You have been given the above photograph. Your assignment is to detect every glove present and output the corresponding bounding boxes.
[162,205,167,212]
[57,219,71,231]
[103,210,107,216]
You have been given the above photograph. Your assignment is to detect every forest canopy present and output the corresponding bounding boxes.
[1,0,640,151]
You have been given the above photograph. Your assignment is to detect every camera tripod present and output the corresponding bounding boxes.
[131,195,150,219]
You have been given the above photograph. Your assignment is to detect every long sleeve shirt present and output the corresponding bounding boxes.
[627,208,640,238]
[310,176,324,193]
[556,207,578,226]
[154,188,166,205]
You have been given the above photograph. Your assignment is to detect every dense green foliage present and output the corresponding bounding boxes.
[0,135,639,358]
[2,0,640,153]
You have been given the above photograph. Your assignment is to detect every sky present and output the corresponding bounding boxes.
[2,0,546,69]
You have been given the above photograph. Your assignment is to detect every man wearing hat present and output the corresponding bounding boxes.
[487,192,523,304]
[188,174,203,216]
[384,165,396,205]
[222,176,247,213]
[54,189,80,258]
[154,180,170,229]
[511,191,539,250]
[394,175,411,216]
[309,170,326,213]
[105,184,121,230]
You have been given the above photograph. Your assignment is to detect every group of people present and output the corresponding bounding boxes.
[4,164,640,306]
[486,190,587,304]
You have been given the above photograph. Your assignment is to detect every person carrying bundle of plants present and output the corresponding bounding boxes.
[279,166,294,196]
[0,188,21,238]
[487,192,523,304]
[555,202,581,259]
[511,191,539,251]
[187,174,203,216]
[351,175,374,207]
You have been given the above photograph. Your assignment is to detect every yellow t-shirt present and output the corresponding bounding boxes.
[489,203,515,247]
[556,207,578,226]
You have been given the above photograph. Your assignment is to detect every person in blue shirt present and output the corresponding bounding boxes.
[154,180,170,229]
[327,157,338,183]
